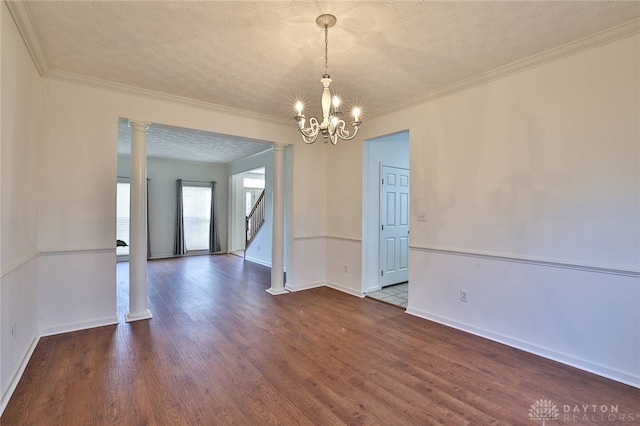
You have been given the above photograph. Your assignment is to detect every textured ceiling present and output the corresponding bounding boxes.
[13,1,640,163]
[117,118,271,164]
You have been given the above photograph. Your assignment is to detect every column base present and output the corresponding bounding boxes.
[125,309,153,323]
[266,287,288,295]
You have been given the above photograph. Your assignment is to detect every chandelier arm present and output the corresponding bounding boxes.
[334,120,360,141]
[300,132,320,144]
[300,117,320,135]
[298,117,321,144]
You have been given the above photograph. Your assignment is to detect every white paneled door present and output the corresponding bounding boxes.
[380,166,409,286]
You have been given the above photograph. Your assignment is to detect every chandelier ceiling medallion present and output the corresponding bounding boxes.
[294,14,362,145]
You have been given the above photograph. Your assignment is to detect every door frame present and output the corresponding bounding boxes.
[361,131,410,295]
[228,172,245,254]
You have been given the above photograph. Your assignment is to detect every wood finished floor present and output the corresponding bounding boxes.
[2,255,639,425]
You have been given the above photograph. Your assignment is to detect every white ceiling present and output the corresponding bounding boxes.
[117,118,271,164]
[11,1,640,163]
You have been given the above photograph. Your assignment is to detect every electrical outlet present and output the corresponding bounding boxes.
[460,290,468,302]
[344,265,349,273]
[418,212,427,221]
[257,245,260,251]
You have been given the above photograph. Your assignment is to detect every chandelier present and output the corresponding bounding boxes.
[294,14,362,145]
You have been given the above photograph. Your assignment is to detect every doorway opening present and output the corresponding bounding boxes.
[366,282,408,308]
[229,166,266,257]
[362,131,410,308]
[115,117,273,321]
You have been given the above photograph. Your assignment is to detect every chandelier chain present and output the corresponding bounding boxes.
[324,25,329,76]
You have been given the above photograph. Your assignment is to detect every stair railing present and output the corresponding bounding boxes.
[245,190,265,256]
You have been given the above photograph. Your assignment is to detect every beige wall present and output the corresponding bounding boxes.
[0,1,40,410]
[350,33,639,386]
[1,3,39,269]
[363,34,639,268]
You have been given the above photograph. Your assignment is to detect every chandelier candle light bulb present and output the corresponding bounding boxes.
[353,107,360,123]
[293,14,362,145]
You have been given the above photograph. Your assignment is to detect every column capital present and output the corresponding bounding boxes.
[128,120,151,132]
[272,144,285,152]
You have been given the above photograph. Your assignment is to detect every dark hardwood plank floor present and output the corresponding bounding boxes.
[2,255,638,425]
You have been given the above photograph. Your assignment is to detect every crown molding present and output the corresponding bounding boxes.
[45,68,292,126]
[5,1,290,125]
[5,0,48,76]
[377,17,640,119]
[7,0,639,122]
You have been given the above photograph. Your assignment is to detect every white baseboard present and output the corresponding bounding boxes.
[364,285,382,294]
[284,281,364,298]
[285,281,325,292]
[243,256,271,268]
[40,315,119,337]
[325,281,365,298]
[406,306,640,389]
[0,334,40,416]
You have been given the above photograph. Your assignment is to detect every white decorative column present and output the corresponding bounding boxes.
[267,144,287,295]
[126,121,153,322]
[284,145,294,290]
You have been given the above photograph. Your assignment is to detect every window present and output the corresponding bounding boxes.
[182,185,211,251]
[116,181,130,256]
[243,173,265,216]
[243,177,265,189]
[246,191,253,216]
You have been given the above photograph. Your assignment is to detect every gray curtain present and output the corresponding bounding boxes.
[209,181,221,253]
[173,179,186,255]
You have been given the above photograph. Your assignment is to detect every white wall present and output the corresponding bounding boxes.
[286,141,328,291]
[118,155,229,257]
[355,34,640,386]
[0,2,40,411]
[37,81,120,336]
[314,129,367,297]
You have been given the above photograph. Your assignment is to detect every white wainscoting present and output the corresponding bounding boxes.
[38,249,119,336]
[407,247,640,388]
[0,254,39,414]
[287,236,364,297]
[325,236,364,297]
[285,237,326,292]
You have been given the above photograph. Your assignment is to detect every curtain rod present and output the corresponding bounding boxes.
[181,179,217,184]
